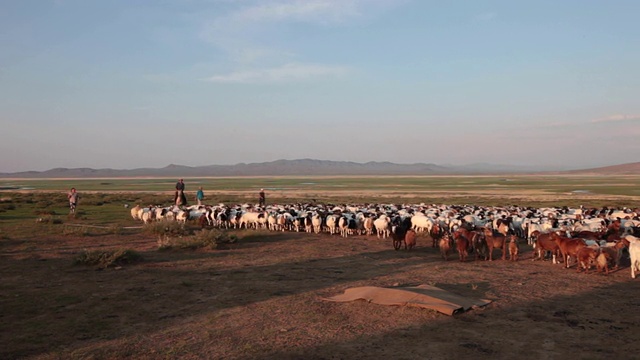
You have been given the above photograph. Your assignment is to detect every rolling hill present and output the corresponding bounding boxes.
[1,159,639,178]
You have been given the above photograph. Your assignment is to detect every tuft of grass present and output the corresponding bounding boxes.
[144,220,189,237]
[35,215,63,225]
[157,228,237,251]
[73,248,142,269]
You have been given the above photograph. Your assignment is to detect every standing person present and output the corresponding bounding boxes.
[67,187,79,214]
[196,187,204,206]
[175,178,187,206]
[259,188,266,207]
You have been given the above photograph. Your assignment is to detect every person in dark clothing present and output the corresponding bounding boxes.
[259,189,265,207]
[174,179,187,206]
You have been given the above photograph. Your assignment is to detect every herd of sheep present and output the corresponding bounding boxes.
[129,202,640,277]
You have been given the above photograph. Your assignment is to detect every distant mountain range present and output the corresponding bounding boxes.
[1,159,639,178]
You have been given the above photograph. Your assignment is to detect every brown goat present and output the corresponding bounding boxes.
[430,222,443,248]
[439,232,453,261]
[576,247,599,273]
[404,229,417,250]
[508,235,519,261]
[480,227,507,261]
[472,231,488,261]
[533,231,561,264]
[554,236,587,268]
[456,235,469,262]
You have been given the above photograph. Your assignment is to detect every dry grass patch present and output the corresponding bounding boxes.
[73,248,143,269]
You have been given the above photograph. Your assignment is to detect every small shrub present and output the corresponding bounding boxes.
[74,248,142,269]
[189,228,237,249]
[156,229,236,251]
[36,215,63,225]
[144,220,190,237]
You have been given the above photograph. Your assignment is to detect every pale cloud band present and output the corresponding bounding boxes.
[203,63,349,83]
[592,114,640,123]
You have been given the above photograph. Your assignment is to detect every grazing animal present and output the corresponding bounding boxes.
[312,213,324,234]
[554,236,587,269]
[472,231,488,261]
[532,232,561,264]
[374,215,391,239]
[527,222,553,245]
[596,251,613,275]
[430,222,444,248]
[480,227,507,261]
[599,241,625,270]
[439,232,453,261]
[411,214,433,234]
[391,217,413,250]
[495,217,512,237]
[508,235,519,261]
[130,205,141,220]
[625,235,640,279]
[576,247,599,273]
[404,229,417,250]
[456,235,469,262]
[363,216,374,236]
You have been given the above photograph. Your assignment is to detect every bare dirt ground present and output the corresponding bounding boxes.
[3,224,640,360]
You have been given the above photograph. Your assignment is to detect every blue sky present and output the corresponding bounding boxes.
[1,0,639,172]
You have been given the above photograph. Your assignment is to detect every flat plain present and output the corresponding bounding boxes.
[1,175,640,359]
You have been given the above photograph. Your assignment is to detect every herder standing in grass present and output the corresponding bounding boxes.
[196,186,204,206]
[175,179,187,206]
[259,188,266,207]
[67,187,79,214]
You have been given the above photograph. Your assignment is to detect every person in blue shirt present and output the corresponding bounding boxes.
[196,187,204,206]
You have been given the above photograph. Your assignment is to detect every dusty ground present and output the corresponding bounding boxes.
[2,224,640,360]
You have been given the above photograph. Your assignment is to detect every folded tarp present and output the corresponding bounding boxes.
[322,284,492,316]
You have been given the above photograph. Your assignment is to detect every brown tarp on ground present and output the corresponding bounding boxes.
[322,284,492,316]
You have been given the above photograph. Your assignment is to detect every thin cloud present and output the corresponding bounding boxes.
[232,0,401,24]
[203,63,349,83]
[235,1,360,24]
[200,0,404,63]
[592,114,640,123]
[475,12,497,22]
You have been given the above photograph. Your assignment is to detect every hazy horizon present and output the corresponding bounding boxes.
[3,157,637,175]
[2,1,639,172]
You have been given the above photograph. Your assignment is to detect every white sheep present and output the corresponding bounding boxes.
[625,235,640,279]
